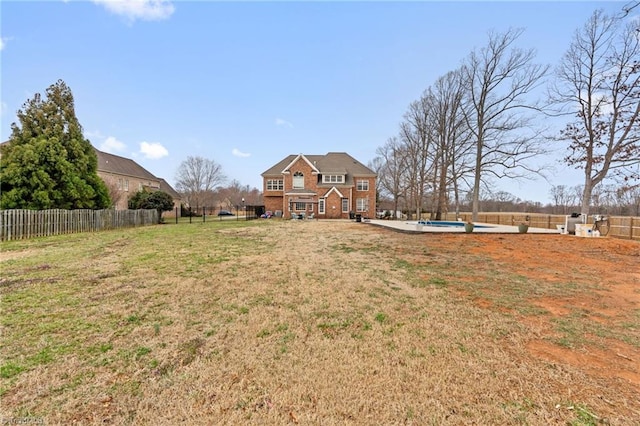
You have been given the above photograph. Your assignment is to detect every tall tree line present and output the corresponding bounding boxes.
[374,8,639,219]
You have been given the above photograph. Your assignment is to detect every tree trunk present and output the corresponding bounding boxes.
[472,137,483,221]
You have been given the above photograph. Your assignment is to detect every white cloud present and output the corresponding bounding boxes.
[0,102,7,117]
[100,136,127,153]
[0,36,13,51]
[275,118,294,128]
[232,148,251,158]
[139,141,168,159]
[85,129,106,140]
[93,0,175,23]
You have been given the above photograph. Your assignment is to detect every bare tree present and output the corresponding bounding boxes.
[549,184,577,214]
[175,156,226,211]
[399,95,437,220]
[616,184,640,216]
[103,179,126,209]
[483,190,517,212]
[374,137,408,218]
[427,69,474,219]
[461,28,549,221]
[367,156,385,209]
[550,9,640,216]
[619,1,640,18]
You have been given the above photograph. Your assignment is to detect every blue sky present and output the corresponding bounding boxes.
[0,1,632,203]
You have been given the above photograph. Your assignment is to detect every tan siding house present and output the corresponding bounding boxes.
[95,149,181,213]
[261,152,376,219]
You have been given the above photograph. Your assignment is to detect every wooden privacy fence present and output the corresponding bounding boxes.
[0,209,158,241]
[451,212,640,240]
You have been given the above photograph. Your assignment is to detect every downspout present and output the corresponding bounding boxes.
[350,186,353,219]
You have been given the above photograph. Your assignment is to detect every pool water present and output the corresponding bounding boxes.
[414,220,493,228]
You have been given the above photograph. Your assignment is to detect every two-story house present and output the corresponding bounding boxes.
[95,149,181,213]
[261,152,376,219]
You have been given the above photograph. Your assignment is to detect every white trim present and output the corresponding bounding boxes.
[293,171,304,189]
[323,186,345,198]
[356,197,369,212]
[322,174,345,184]
[266,179,284,191]
[356,179,369,191]
[284,191,316,196]
[281,154,320,174]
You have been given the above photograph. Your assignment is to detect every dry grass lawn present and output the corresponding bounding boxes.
[1,219,639,425]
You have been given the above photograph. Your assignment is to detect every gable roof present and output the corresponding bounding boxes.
[159,178,181,199]
[281,154,320,174]
[95,149,158,181]
[95,148,180,198]
[262,152,376,178]
[322,186,345,198]
[2,141,180,198]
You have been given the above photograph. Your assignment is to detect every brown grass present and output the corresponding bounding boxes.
[1,220,638,425]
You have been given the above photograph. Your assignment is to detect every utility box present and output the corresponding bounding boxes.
[575,223,591,237]
[565,213,585,235]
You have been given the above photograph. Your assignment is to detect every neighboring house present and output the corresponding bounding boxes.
[261,152,377,219]
[0,141,181,213]
[95,149,181,213]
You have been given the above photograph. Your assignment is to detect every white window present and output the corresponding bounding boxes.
[319,199,325,214]
[117,178,123,190]
[342,198,349,212]
[293,172,304,189]
[267,179,283,191]
[356,180,369,191]
[356,198,369,212]
[295,202,306,211]
[124,180,129,191]
[322,175,344,184]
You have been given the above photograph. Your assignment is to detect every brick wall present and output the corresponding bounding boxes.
[262,157,376,219]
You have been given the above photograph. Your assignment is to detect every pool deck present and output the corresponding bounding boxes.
[365,219,560,234]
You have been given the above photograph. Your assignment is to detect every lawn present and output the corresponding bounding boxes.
[1,219,638,425]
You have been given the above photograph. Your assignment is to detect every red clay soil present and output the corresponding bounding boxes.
[462,235,640,389]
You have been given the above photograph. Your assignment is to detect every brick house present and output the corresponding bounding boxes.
[261,152,376,219]
[95,149,181,213]
[1,140,181,213]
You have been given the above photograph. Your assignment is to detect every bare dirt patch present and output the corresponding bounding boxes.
[462,234,640,384]
[393,230,640,396]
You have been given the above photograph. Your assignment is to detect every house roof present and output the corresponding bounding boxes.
[95,149,158,181]
[2,141,180,199]
[281,154,320,174]
[262,152,376,178]
[95,148,180,198]
[159,178,181,199]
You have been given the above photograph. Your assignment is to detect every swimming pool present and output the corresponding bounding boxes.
[413,220,493,228]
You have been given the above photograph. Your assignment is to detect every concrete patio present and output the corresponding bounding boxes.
[365,219,560,234]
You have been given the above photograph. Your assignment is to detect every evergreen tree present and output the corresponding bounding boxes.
[0,80,110,209]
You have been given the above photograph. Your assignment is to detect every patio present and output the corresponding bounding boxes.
[366,219,560,234]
